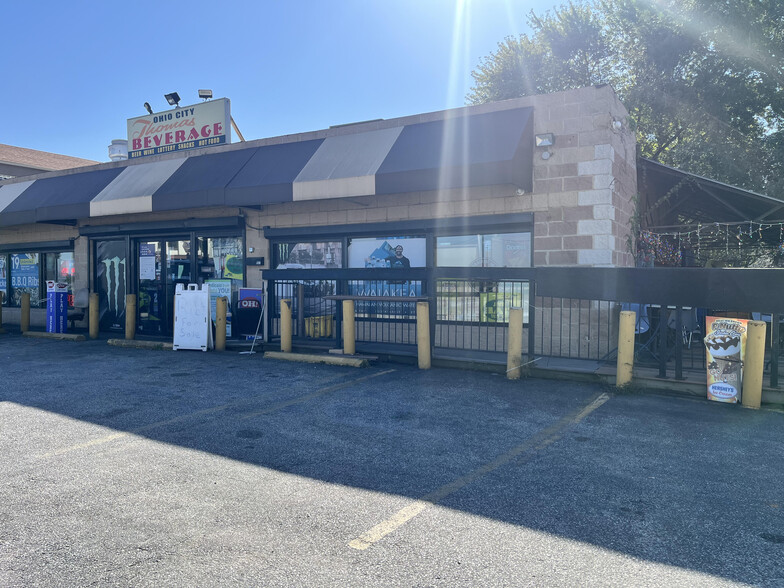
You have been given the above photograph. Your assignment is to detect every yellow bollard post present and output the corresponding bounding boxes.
[507,307,524,379]
[416,301,431,370]
[21,292,30,333]
[89,293,99,340]
[280,299,292,352]
[0,291,5,334]
[215,296,227,351]
[742,320,766,409]
[125,294,136,340]
[343,299,355,355]
[616,310,636,387]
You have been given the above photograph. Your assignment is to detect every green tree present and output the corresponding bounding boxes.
[468,0,784,195]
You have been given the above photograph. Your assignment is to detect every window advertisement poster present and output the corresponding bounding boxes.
[347,280,422,317]
[206,279,232,337]
[10,253,40,306]
[704,317,748,403]
[348,237,426,269]
[347,237,425,316]
[10,253,39,288]
[139,243,157,280]
[223,254,244,280]
[0,256,6,300]
[479,289,525,323]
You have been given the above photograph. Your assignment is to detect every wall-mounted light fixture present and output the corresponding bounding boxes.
[143,102,153,115]
[198,89,213,100]
[535,133,555,147]
[164,92,181,107]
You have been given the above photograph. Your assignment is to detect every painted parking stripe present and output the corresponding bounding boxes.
[39,369,396,459]
[348,392,611,550]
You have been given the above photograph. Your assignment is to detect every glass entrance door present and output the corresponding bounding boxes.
[134,237,191,336]
[165,239,192,333]
[137,241,164,335]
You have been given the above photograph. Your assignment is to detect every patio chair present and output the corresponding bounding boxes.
[667,308,700,349]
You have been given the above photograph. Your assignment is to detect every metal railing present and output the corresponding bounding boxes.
[266,267,784,388]
[434,279,529,354]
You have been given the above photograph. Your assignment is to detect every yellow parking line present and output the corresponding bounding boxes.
[40,432,129,458]
[38,369,396,459]
[348,392,611,550]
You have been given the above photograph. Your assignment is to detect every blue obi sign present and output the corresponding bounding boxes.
[46,281,68,333]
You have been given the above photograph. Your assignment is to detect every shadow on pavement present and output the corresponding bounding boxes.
[2,335,783,585]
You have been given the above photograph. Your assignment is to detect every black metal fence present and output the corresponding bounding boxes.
[266,267,784,387]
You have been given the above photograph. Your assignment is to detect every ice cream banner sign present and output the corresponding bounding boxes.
[127,98,231,159]
[704,317,748,403]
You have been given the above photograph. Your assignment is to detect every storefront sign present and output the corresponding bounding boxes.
[704,316,748,403]
[127,98,231,159]
[237,288,264,337]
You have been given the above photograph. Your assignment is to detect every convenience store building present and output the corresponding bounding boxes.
[0,85,636,354]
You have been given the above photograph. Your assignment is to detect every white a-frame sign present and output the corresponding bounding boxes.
[173,283,214,351]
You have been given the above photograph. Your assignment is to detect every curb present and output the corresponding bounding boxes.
[107,338,173,350]
[263,351,369,367]
[22,331,86,342]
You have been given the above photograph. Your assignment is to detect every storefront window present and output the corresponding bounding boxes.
[9,253,41,307]
[44,252,76,306]
[199,237,243,338]
[276,241,342,269]
[198,237,243,285]
[436,280,529,323]
[436,232,531,268]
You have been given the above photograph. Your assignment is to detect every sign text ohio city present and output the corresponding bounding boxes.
[127,98,231,159]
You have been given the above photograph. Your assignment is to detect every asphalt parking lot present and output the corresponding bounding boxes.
[1,334,783,587]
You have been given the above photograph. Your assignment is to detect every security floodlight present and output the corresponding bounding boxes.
[198,89,213,100]
[535,133,555,147]
[143,102,153,115]
[164,92,181,106]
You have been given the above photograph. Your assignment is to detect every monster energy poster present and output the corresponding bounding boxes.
[96,241,127,331]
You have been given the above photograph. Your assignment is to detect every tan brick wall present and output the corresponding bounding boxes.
[530,86,636,267]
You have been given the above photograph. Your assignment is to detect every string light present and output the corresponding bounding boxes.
[640,219,784,266]
[726,224,729,254]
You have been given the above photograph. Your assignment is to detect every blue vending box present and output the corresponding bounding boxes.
[46,281,68,333]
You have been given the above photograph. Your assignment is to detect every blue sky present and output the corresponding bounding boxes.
[3,0,562,163]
